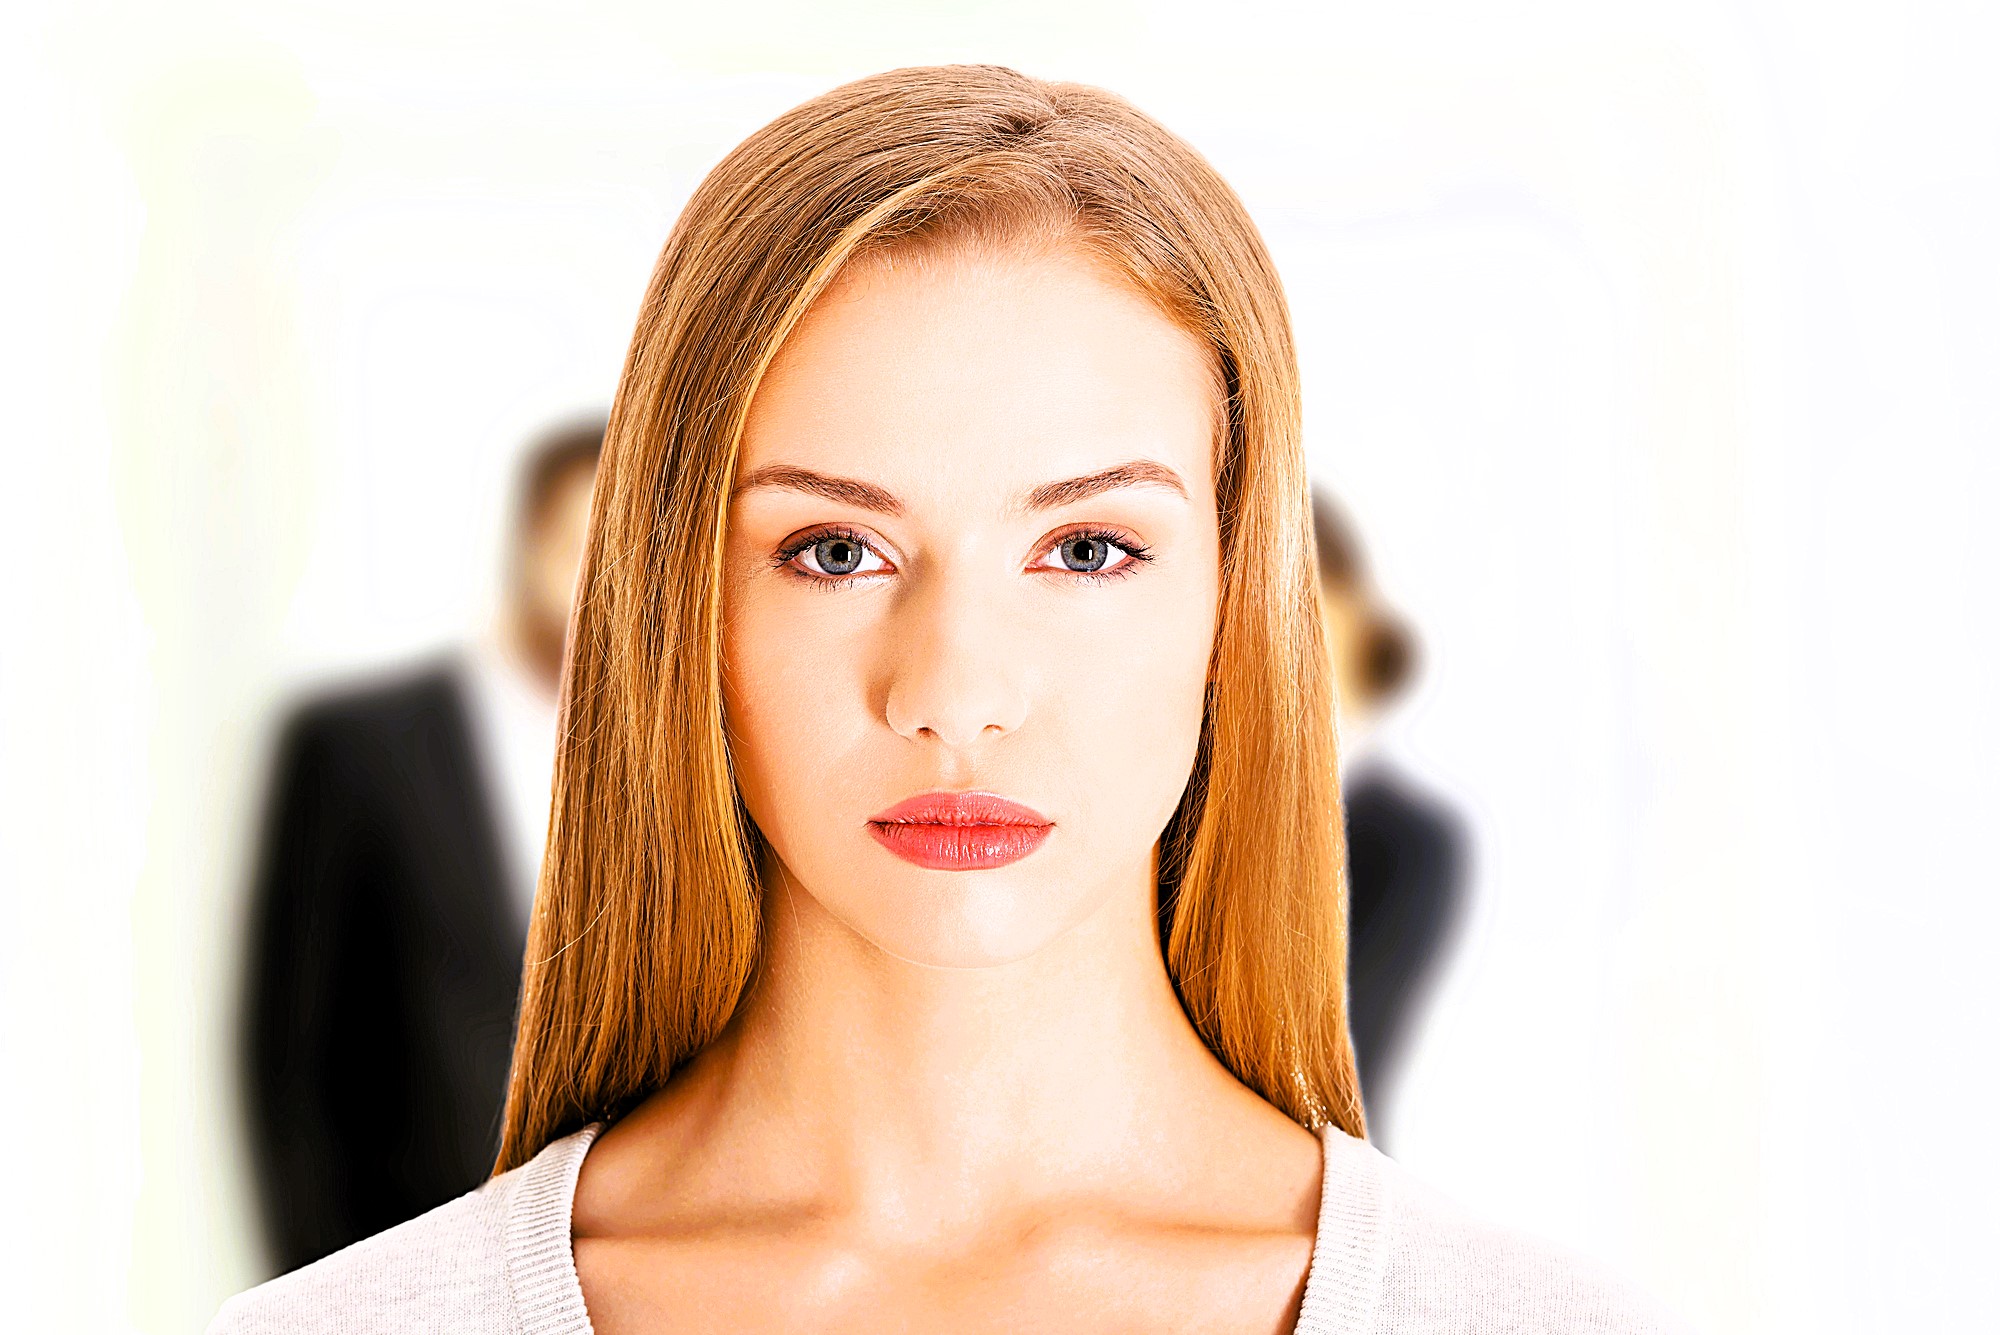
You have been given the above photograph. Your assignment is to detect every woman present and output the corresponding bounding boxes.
[1312,488,1469,1143]
[213,65,1670,1333]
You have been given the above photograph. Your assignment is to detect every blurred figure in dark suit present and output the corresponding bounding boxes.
[240,416,602,1275]
[1314,488,1469,1144]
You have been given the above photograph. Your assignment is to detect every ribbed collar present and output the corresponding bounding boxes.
[504,1120,1383,1333]
[1294,1126,1387,1333]
[504,1121,603,1334]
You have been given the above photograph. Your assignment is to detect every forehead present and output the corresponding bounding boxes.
[739,243,1219,507]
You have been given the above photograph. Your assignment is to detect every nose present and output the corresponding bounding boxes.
[883,572,1030,748]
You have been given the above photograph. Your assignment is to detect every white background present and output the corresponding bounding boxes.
[3,2,1995,1331]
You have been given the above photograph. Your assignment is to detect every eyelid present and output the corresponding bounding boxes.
[773,523,899,582]
[1028,524,1152,576]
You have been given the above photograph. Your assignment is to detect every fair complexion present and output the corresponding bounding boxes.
[570,241,1326,1334]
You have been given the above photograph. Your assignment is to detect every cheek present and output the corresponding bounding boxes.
[721,571,876,843]
[1040,568,1216,838]
[721,596,787,810]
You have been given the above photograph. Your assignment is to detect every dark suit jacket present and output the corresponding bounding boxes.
[1344,763,1468,1134]
[240,659,529,1275]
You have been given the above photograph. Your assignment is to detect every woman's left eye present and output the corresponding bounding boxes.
[1032,531,1147,576]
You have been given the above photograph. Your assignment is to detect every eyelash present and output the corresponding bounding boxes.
[771,525,1154,590]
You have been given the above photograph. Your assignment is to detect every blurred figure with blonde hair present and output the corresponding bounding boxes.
[1314,487,1469,1141]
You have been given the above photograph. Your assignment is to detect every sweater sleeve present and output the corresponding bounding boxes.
[204,1175,519,1335]
[1371,1155,1688,1333]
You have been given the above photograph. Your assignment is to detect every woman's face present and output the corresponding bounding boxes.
[722,241,1220,967]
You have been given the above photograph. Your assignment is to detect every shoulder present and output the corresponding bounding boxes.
[1343,765,1467,867]
[260,661,470,805]
[277,659,466,752]
[206,1172,515,1335]
[1321,1133,1684,1334]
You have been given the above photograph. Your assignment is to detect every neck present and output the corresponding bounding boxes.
[623,858,1269,1222]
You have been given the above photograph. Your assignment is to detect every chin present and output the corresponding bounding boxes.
[815,857,1101,970]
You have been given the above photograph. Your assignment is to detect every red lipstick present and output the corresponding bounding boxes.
[867,791,1053,871]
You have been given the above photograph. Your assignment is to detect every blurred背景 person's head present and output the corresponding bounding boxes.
[1312,487,1417,762]
[504,416,604,693]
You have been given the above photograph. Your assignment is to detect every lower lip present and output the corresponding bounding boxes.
[868,821,1053,871]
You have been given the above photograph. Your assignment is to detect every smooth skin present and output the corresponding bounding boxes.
[570,240,1327,1334]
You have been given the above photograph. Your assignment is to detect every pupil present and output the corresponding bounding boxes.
[816,537,862,574]
[1065,537,1107,572]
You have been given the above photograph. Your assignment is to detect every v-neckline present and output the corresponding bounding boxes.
[502,1119,1384,1333]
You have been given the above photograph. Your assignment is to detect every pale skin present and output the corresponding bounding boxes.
[570,240,1327,1333]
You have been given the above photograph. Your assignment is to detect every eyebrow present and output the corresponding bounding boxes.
[732,459,1189,516]
[731,464,903,515]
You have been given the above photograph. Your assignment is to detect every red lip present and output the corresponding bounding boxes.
[867,791,1054,871]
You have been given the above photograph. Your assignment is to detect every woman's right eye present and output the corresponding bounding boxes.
[785,532,893,580]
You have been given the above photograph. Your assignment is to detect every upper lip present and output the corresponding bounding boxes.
[868,790,1052,827]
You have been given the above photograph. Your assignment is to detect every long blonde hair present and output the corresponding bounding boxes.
[496,64,1361,1172]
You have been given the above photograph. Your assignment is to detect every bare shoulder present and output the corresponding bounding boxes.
[1356,1143,1686,1334]
[205,1177,515,1335]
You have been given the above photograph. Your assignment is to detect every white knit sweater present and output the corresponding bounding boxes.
[210,1122,1679,1332]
